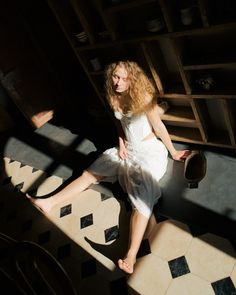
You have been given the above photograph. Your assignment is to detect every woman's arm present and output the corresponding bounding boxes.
[146,104,190,161]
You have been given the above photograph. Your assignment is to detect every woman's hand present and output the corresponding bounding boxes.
[119,145,128,160]
[118,135,128,160]
[172,150,191,162]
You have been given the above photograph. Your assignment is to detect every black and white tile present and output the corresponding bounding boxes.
[0,156,235,295]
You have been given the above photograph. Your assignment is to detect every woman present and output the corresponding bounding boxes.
[27,61,189,274]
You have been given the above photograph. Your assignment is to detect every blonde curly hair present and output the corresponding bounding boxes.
[105,60,156,114]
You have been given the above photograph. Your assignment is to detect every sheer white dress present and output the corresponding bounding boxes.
[88,111,168,218]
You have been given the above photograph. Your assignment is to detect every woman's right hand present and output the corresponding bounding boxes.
[118,136,128,160]
[119,145,128,160]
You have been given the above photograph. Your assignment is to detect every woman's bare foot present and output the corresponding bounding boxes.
[118,255,136,274]
[26,194,55,214]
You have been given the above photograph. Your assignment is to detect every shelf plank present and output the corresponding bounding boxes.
[183,62,236,70]
[105,0,156,13]
[161,106,197,127]
[141,42,164,95]
[167,126,202,143]
[190,99,208,142]
[160,94,189,99]
[171,22,236,38]
[191,94,236,99]
[170,39,192,94]
[158,0,174,32]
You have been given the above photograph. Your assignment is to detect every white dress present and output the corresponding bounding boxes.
[88,111,168,218]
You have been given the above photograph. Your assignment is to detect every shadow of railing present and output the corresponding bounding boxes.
[0,232,77,295]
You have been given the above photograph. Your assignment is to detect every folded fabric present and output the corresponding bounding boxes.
[184,150,207,188]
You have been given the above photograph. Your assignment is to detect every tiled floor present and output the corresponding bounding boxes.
[0,156,236,295]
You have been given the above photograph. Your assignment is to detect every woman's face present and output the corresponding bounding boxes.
[112,65,130,93]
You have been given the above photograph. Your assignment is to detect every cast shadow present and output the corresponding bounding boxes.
[84,197,132,269]
[156,153,236,251]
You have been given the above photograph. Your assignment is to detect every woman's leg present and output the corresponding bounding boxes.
[118,209,149,274]
[26,170,103,213]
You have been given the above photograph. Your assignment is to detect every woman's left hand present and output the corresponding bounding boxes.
[172,150,191,162]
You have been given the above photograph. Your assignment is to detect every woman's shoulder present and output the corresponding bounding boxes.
[141,93,155,111]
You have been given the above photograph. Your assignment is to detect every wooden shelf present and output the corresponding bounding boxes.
[45,0,236,150]
[161,106,197,127]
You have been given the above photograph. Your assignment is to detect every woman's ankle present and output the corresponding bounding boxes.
[126,250,137,261]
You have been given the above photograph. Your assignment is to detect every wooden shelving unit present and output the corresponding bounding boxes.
[45,0,236,150]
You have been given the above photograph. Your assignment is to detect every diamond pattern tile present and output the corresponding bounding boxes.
[104,225,119,243]
[81,258,97,278]
[60,204,72,218]
[168,256,190,279]
[80,213,93,229]
[38,230,51,245]
[21,219,33,232]
[57,243,71,260]
[101,193,112,202]
[212,277,236,295]
[110,277,128,295]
